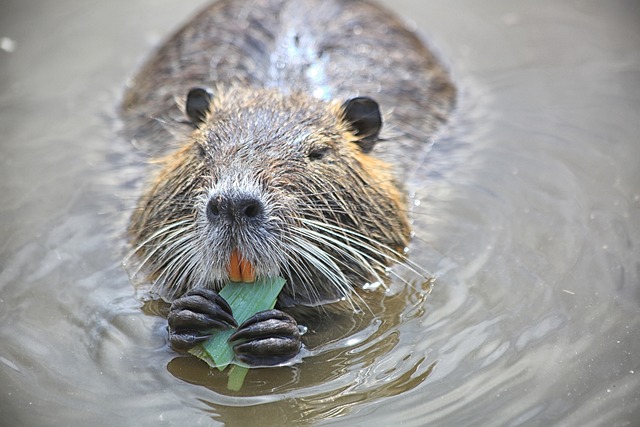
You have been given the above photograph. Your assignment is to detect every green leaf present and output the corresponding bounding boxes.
[227,365,250,392]
[188,276,286,389]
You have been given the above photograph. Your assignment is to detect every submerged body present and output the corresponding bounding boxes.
[122,0,455,365]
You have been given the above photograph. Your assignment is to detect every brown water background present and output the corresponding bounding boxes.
[1,0,639,425]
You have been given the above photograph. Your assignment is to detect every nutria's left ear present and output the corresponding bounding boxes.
[185,87,214,125]
[342,96,382,153]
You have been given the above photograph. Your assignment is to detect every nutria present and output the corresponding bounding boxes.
[122,0,455,366]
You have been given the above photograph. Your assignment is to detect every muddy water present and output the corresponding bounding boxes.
[1,0,639,426]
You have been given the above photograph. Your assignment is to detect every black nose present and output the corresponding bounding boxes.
[206,193,264,224]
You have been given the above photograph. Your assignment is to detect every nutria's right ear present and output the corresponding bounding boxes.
[185,87,214,125]
[341,97,382,153]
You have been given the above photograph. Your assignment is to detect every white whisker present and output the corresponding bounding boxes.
[298,217,432,280]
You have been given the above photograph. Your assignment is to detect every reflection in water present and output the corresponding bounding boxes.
[162,278,435,425]
[1,0,640,425]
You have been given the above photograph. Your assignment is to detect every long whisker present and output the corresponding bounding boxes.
[292,227,383,280]
[285,234,365,313]
[125,219,194,280]
[298,217,432,280]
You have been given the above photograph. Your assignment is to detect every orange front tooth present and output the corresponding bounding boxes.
[228,249,242,282]
[240,257,255,283]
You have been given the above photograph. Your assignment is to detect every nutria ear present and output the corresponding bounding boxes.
[342,96,382,153]
[185,87,214,125]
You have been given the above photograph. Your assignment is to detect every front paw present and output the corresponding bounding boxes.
[168,289,237,351]
[229,309,302,366]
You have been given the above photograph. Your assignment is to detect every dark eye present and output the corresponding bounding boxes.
[308,146,331,161]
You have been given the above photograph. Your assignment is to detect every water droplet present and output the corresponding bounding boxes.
[312,87,327,99]
[363,281,382,290]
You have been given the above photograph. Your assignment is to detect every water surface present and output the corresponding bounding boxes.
[1,0,639,425]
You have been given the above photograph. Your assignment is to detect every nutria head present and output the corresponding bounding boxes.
[129,86,410,308]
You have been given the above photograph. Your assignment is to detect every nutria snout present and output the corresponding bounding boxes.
[206,193,265,224]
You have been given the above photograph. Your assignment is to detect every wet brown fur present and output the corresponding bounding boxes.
[129,87,411,306]
[123,0,455,309]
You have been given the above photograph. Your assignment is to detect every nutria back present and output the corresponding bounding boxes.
[122,0,455,167]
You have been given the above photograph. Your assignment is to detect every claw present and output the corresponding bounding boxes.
[168,308,234,331]
[169,289,237,330]
[229,318,300,343]
[230,309,298,341]
[168,331,213,351]
[233,337,302,366]
[235,309,296,329]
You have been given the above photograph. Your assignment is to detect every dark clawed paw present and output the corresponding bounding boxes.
[167,288,237,352]
[229,309,302,366]
[168,331,212,352]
